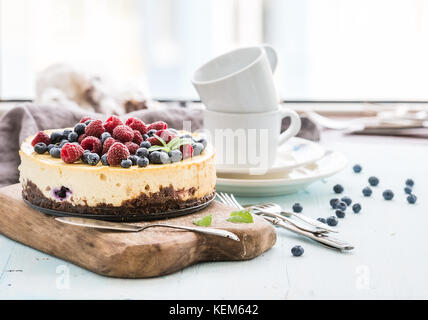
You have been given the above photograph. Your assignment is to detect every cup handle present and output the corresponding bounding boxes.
[278,107,302,145]
[262,44,278,73]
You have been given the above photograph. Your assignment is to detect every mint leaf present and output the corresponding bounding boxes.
[153,134,167,147]
[227,210,254,224]
[167,137,181,150]
[148,145,170,153]
[193,214,212,227]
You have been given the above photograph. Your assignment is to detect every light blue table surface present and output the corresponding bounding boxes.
[1,134,427,299]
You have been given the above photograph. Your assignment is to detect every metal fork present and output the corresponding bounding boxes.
[217,193,354,251]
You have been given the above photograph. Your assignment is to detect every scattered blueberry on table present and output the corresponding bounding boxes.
[330,198,339,209]
[336,201,347,211]
[335,210,345,218]
[362,187,372,197]
[404,186,412,194]
[353,164,362,173]
[405,179,414,187]
[341,196,352,206]
[326,216,338,226]
[292,203,303,213]
[352,203,362,213]
[382,189,394,200]
[407,194,417,204]
[333,184,344,194]
[291,245,304,257]
[317,218,327,224]
[368,176,379,187]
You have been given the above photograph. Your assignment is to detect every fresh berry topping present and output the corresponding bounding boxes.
[132,130,143,145]
[404,186,412,194]
[85,120,93,126]
[102,137,116,155]
[101,132,112,143]
[368,176,379,186]
[353,164,362,173]
[85,120,104,138]
[49,147,61,158]
[31,131,51,147]
[78,134,88,144]
[169,149,182,163]
[149,151,170,164]
[352,203,362,213]
[362,187,372,197]
[192,142,204,156]
[74,123,86,135]
[136,148,149,158]
[81,136,102,154]
[126,117,147,134]
[140,141,151,149]
[59,140,69,148]
[107,142,130,166]
[407,194,417,204]
[142,134,149,141]
[317,218,327,224]
[147,121,167,131]
[103,115,123,134]
[34,143,48,154]
[61,143,84,164]
[47,144,56,151]
[79,116,93,123]
[336,201,347,211]
[405,179,414,187]
[62,130,72,140]
[291,245,304,257]
[87,153,100,166]
[125,142,139,155]
[333,184,344,194]
[101,154,109,166]
[382,189,394,200]
[121,159,132,168]
[330,198,340,209]
[292,203,303,213]
[81,150,91,164]
[181,144,194,159]
[326,216,338,226]
[147,136,163,146]
[68,132,79,143]
[147,129,157,137]
[113,125,134,142]
[50,131,63,144]
[197,138,208,149]
[137,157,149,168]
[341,196,352,206]
[335,210,345,218]
[156,129,177,143]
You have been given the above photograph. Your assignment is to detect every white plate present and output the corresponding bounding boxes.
[216,151,347,197]
[215,137,326,175]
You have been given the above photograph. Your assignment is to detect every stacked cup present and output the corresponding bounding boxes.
[192,45,301,175]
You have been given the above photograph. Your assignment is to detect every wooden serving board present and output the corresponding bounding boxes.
[0,184,276,278]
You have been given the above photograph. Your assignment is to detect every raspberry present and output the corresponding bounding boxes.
[147,136,163,146]
[79,116,93,123]
[125,142,139,155]
[78,134,87,144]
[107,142,130,166]
[147,121,168,131]
[125,117,148,134]
[132,130,143,145]
[113,125,134,142]
[181,144,194,159]
[81,136,102,154]
[31,131,51,147]
[85,120,105,138]
[61,143,84,164]
[156,129,177,143]
[102,137,116,155]
[104,115,123,134]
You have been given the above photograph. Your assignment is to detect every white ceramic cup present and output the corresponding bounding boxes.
[203,106,301,173]
[192,45,279,113]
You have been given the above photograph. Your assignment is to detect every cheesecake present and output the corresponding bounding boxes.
[19,116,216,219]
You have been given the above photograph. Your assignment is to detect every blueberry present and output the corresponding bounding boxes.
[101,154,109,166]
[74,123,86,135]
[197,138,208,149]
[407,194,417,204]
[62,129,72,140]
[137,157,149,168]
[352,203,362,213]
[368,176,379,187]
[192,143,204,156]
[59,140,69,148]
[50,131,63,144]
[68,132,79,143]
[87,153,100,166]
[317,218,327,224]
[169,149,183,163]
[128,155,138,165]
[49,147,61,158]
[147,129,156,137]
[101,132,111,143]
[136,148,149,158]
[47,144,56,151]
[140,141,151,149]
[382,189,394,200]
[34,142,47,154]
[353,164,362,173]
[406,179,414,187]
[85,120,93,126]
[404,186,412,194]
[149,151,170,164]
[335,210,345,218]
[142,134,149,141]
[291,245,304,257]
[121,159,132,168]
[81,150,91,164]
[341,196,352,206]
[326,216,338,226]
[333,184,344,194]
[330,198,340,209]
[292,203,303,213]
[336,201,347,211]
[362,187,372,197]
